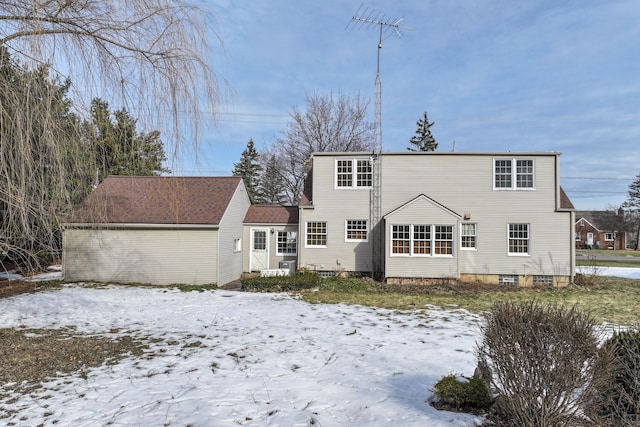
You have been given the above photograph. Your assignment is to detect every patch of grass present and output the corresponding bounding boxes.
[172,284,218,292]
[298,277,640,326]
[0,328,149,397]
[577,259,640,268]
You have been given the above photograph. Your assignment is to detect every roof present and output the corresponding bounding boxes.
[560,187,575,210]
[575,210,623,231]
[244,205,299,224]
[66,176,243,225]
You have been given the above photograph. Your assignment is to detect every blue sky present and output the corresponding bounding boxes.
[177,0,640,210]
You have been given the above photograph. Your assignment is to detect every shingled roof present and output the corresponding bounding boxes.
[244,205,298,224]
[66,176,243,225]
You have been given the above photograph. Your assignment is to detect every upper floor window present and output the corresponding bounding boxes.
[336,159,372,188]
[494,159,534,190]
[345,219,368,242]
[508,223,530,255]
[391,224,453,256]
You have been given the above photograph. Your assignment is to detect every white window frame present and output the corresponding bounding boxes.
[234,238,241,253]
[460,223,477,250]
[494,158,535,191]
[305,221,327,248]
[345,219,368,242]
[335,158,372,189]
[604,232,614,241]
[508,223,530,256]
[390,224,454,257]
[276,231,297,255]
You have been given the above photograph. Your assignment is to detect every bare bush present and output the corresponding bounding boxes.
[476,301,602,427]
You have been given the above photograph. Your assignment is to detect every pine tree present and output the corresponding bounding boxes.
[232,139,263,203]
[259,155,287,205]
[407,111,438,152]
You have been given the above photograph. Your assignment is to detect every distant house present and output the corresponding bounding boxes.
[63,176,250,286]
[63,151,577,286]
[574,210,627,250]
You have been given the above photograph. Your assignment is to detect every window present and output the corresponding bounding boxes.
[336,160,353,187]
[533,275,553,286]
[306,222,327,247]
[234,238,241,253]
[508,223,529,255]
[575,231,581,241]
[499,275,519,286]
[391,224,454,256]
[391,225,410,254]
[335,159,372,188]
[277,231,297,255]
[346,220,368,242]
[494,158,534,190]
[434,225,453,255]
[604,233,614,241]
[461,223,477,249]
[253,231,266,250]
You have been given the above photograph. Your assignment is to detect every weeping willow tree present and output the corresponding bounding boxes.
[0,1,222,269]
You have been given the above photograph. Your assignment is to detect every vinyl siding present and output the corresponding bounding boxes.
[242,224,298,272]
[218,183,251,285]
[63,228,218,285]
[300,152,572,279]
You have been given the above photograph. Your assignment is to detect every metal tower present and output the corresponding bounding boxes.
[349,6,413,279]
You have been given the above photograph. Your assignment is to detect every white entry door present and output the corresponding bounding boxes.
[586,232,594,247]
[250,228,269,271]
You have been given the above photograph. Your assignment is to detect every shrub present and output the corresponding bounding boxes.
[589,326,640,426]
[240,271,321,292]
[476,300,602,427]
[431,374,492,411]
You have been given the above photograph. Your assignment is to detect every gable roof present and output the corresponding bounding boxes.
[560,187,575,210]
[575,210,622,231]
[244,205,299,224]
[384,194,462,219]
[66,176,243,225]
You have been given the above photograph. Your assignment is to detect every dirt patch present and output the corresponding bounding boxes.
[0,327,149,397]
[0,280,41,299]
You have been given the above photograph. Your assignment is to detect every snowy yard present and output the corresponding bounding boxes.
[0,284,485,426]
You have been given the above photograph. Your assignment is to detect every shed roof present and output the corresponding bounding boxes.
[66,176,243,225]
[244,205,298,224]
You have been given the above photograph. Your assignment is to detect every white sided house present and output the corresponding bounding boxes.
[63,151,576,286]
[297,152,576,286]
[63,176,250,286]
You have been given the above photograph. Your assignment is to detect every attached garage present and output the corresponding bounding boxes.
[63,176,250,286]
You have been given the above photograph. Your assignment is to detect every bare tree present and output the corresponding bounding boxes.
[0,1,223,269]
[270,91,375,204]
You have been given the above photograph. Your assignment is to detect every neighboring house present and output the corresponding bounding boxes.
[298,151,575,286]
[574,210,627,250]
[243,205,298,272]
[63,151,576,287]
[63,176,250,286]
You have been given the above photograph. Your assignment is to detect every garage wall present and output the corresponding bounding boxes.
[63,228,218,285]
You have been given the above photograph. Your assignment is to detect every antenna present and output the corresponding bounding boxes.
[348,5,413,280]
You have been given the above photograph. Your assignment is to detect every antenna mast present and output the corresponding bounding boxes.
[348,5,413,279]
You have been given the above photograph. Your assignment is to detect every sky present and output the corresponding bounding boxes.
[173,0,640,211]
[1,269,639,424]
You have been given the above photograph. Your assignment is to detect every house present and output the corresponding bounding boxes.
[63,151,576,286]
[297,151,575,286]
[63,176,250,286]
[243,205,298,272]
[574,210,627,250]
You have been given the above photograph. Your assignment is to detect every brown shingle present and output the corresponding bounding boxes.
[244,205,298,224]
[66,176,243,225]
[560,186,575,210]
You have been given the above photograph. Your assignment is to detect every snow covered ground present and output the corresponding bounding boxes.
[0,267,637,426]
[0,285,485,426]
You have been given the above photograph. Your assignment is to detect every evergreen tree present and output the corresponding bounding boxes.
[407,111,438,152]
[232,139,263,203]
[623,173,640,249]
[259,155,287,205]
[85,98,170,180]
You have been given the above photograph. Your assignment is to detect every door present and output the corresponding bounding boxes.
[250,228,269,271]
[586,232,594,248]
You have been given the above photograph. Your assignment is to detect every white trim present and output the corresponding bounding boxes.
[345,219,369,242]
[249,228,270,271]
[276,230,297,256]
[507,223,530,256]
[305,221,328,248]
[493,158,536,191]
[334,158,372,189]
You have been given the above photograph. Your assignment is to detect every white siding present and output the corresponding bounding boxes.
[242,224,298,272]
[218,183,251,285]
[63,228,218,285]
